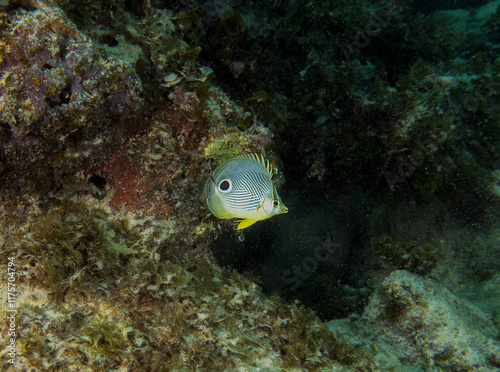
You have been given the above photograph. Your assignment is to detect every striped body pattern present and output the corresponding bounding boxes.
[204,154,288,229]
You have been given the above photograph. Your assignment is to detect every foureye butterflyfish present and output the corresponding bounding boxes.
[204,154,288,229]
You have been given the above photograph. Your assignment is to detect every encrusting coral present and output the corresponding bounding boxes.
[1,199,366,370]
[0,2,143,196]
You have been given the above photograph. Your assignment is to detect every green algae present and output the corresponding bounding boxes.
[6,196,365,370]
[204,130,254,163]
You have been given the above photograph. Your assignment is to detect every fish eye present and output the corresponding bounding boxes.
[218,179,232,192]
[273,200,279,207]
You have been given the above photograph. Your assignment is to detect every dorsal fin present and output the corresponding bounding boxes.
[240,153,273,176]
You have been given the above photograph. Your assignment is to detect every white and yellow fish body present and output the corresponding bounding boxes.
[204,154,288,229]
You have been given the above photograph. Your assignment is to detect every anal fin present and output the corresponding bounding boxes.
[236,219,259,230]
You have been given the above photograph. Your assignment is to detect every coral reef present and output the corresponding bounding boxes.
[0,1,364,370]
[343,270,500,370]
[1,198,366,370]
[0,0,499,370]
[0,2,143,197]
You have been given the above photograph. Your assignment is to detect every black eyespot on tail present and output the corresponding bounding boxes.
[219,179,231,192]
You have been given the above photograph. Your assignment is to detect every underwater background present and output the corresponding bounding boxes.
[0,0,499,370]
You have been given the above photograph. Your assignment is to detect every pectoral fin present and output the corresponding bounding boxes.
[236,219,259,230]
